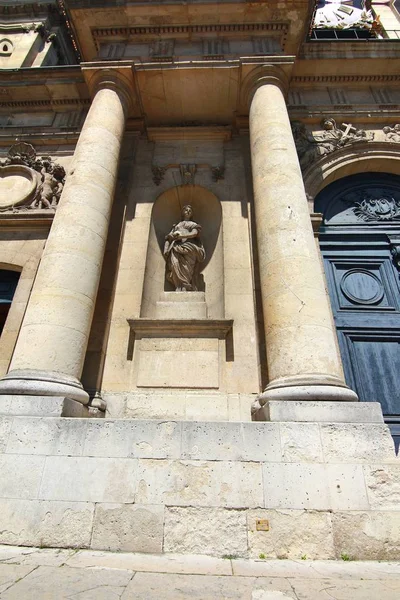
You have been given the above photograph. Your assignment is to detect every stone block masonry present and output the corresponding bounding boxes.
[0,417,399,560]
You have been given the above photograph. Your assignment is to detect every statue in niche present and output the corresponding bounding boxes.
[163,204,206,291]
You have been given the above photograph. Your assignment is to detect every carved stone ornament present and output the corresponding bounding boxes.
[0,142,65,212]
[151,165,167,186]
[211,165,225,182]
[353,194,400,222]
[292,118,374,171]
[383,124,400,143]
[180,164,196,186]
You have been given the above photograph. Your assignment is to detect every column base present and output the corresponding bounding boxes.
[0,369,89,404]
[253,400,384,423]
[257,383,359,405]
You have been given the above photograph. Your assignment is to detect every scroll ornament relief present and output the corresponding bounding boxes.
[0,142,65,212]
[292,118,374,171]
[353,194,400,222]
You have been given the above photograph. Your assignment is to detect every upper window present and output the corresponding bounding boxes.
[309,0,400,40]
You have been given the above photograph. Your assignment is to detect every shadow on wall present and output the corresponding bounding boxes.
[140,185,224,318]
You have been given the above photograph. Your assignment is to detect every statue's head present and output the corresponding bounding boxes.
[182,204,193,219]
[322,118,336,131]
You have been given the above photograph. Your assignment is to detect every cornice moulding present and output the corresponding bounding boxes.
[92,22,289,39]
[291,74,400,84]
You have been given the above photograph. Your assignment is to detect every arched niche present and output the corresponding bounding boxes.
[140,185,224,318]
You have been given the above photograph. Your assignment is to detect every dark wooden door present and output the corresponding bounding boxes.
[315,173,400,451]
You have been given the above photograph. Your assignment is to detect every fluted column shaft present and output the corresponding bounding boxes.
[249,80,357,405]
[0,73,129,402]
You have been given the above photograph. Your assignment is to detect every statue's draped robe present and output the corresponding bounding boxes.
[164,220,206,291]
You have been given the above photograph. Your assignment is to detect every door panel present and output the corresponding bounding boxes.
[321,241,400,421]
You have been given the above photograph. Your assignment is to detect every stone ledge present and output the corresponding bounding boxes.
[254,400,384,423]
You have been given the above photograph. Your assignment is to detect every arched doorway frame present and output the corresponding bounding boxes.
[305,144,400,451]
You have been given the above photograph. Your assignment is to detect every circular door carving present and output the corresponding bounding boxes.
[0,165,38,209]
[340,269,384,305]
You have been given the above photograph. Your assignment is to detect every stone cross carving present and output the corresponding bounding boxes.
[292,118,374,171]
[163,204,206,291]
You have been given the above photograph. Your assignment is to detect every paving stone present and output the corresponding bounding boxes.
[0,565,37,595]
[289,577,400,600]
[65,549,232,575]
[0,565,134,600]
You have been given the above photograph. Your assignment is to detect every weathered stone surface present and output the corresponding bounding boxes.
[363,464,400,509]
[262,463,369,510]
[280,423,323,462]
[247,509,335,560]
[0,455,44,499]
[6,417,87,455]
[84,419,181,458]
[180,422,281,461]
[0,564,133,600]
[0,396,90,418]
[136,459,263,507]
[91,503,164,553]
[122,572,297,600]
[0,565,37,595]
[332,511,400,561]
[38,456,138,503]
[261,400,384,423]
[0,499,94,548]
[289,578,400,600]
[0,417,12,451]
[320,424,396,463]
[164,507,248,557]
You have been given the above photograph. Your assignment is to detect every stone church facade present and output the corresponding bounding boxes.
[0,0,399,559]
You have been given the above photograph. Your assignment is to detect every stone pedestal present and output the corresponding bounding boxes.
[248,71,358,413]
[156,292,207,319]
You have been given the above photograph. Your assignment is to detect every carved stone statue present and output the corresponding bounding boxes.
[383,124,400,143]
[0,143,65,211]
[163,204,206,291]
[292,118,374,171]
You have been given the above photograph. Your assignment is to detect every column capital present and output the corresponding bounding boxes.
[81,62,138,117]
[239,61,294,113]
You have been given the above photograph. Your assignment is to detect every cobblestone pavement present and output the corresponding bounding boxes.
[0,545,399,599]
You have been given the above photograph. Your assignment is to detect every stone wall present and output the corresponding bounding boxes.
[0,415,398,560]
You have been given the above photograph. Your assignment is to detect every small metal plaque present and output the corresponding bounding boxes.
[256,519,269,531]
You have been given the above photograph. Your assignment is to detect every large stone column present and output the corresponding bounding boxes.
[0,67,133,406]
[248,67,358,415]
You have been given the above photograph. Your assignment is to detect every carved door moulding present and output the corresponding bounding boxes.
[0,142,65,214]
